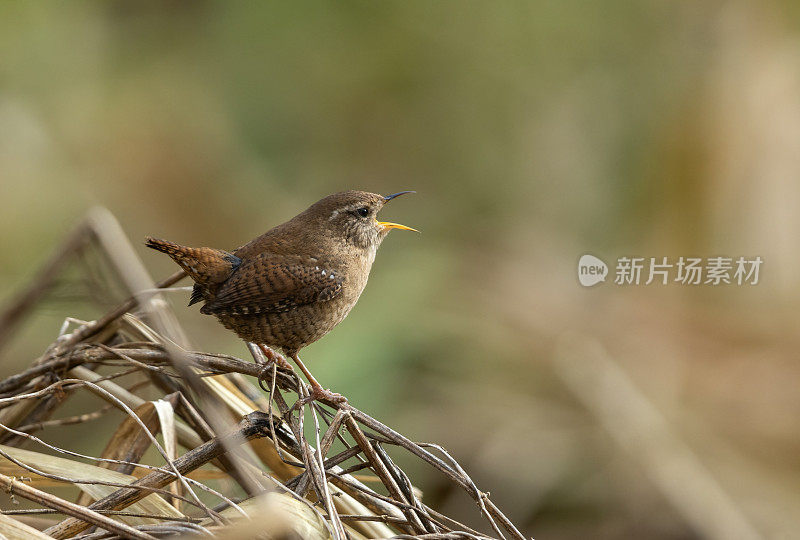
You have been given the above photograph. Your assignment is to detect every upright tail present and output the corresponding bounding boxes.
[145,237,241,302]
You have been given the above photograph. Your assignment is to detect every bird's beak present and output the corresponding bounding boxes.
[383,191,415,202]
[378,191,418,231]
[377,220,419,232]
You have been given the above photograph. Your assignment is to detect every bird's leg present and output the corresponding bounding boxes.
[290,353,347,405]
[257,344,293,371]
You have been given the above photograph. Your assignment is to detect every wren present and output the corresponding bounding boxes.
[145,190,416,403]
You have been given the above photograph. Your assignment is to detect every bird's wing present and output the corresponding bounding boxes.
[200,253,343,315]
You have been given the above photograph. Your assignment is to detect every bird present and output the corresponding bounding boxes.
[145,190,416,403]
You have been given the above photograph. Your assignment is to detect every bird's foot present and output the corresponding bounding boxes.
[296,384,348,407]
[258,344,293,371]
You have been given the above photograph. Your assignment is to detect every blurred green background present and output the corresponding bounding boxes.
[3,2,800,538]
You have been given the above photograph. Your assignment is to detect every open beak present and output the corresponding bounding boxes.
[379,191,418,232]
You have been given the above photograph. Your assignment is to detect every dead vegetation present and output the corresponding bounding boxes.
[0,208,526,540]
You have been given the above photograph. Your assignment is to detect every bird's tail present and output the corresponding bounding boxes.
[145,237,194,259]
[145,236,241,291]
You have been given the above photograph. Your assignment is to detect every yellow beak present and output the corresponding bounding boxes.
[377,220,419,232]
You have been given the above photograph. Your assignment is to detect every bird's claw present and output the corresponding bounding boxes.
[293,385,348,409]
[313,386,348,404]
[269,355,293,371]
[258,344,293,371]
[256,347,294,393]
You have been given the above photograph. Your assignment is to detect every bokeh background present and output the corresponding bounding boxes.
[3,2,800,538]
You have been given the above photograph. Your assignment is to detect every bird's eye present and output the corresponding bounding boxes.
[356,207,369,218]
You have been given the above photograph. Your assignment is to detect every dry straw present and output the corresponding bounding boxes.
[0,208,526,540]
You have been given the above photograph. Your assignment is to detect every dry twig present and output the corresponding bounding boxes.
[0,209,526,539]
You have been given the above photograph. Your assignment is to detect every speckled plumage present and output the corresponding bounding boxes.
[145,190,413,362]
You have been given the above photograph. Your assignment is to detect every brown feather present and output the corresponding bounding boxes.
[145,190,412,354]
[200,253,343,315]
[144,237,240,297]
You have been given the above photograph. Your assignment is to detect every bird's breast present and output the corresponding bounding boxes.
[337,249,375,304]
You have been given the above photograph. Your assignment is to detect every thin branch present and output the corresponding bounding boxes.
[44,411,274,539]
[0,473,158,540]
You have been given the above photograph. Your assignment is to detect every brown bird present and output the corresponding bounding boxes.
[145,190,416,403]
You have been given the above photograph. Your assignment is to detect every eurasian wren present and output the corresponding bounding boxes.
[146,190,416,403]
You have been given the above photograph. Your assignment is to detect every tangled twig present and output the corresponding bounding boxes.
[0,209,526,539]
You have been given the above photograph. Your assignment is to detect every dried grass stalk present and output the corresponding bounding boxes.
[0,209,525,540]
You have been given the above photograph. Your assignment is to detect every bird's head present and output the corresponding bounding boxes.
[306,190,417,250]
